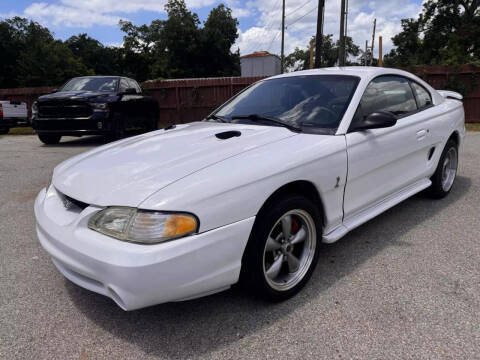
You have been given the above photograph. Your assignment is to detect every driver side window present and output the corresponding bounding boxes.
[119,79,129,93]
[360,76,417,119]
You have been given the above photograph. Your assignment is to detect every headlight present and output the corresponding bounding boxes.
[91,102,109,111]
[32,101,38,117]
[88,207,198,244]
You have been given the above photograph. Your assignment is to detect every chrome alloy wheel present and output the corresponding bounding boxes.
[441,146,458,192]
[262,209,316,291]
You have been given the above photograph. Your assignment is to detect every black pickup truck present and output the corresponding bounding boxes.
[32,76,158,144]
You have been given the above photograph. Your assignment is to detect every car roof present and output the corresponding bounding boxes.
[268,66,416,80]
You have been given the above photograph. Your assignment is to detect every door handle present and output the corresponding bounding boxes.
[416,129,427,140]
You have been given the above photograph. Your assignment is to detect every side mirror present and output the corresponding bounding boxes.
[50,89,58,93]
[122,87,137,95]
[351,111,397,132]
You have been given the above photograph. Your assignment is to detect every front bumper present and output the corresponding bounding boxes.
[34,187,255,310]
[32,112,111,135]
[0,116,30,128]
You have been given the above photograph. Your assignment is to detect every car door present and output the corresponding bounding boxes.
[343,75,432,220]
[118,78,136,128]
[128,79,148,128]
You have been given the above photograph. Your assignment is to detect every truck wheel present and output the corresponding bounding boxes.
[0,127,9,135]
[110,113,125,140]
[38,133,61,145]
[426,139,458,199]
[241,194,322,301]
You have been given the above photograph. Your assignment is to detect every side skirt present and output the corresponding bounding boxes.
[322,178,432,244]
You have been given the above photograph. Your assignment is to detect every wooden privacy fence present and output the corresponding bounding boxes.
[142,77,265,126]
[412,65,480,123]
[0,66,479,125]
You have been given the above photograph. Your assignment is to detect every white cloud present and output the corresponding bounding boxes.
[24,3,123,27]
[19,0,219,28]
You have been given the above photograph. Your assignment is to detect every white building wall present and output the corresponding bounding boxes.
[240,56,281,77]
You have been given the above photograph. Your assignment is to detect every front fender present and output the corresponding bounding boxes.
[139,134,348,234]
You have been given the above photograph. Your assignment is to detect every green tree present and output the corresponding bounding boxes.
[118,0,240,79]
[3,17,90,87]
[285,35,360,72]
[162,0,201,78]
[66,33,123,75]
[385,0,480,66]
[201,4,240,76]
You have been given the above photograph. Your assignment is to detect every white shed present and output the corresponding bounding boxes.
[240,51,281,77]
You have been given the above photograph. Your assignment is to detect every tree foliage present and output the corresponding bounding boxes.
[384,0,480,66]
[284,35,360,72]
[0,17,90,87]
[0,0,240,88]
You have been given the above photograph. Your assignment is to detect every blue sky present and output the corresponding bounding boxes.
[0,0,425,56]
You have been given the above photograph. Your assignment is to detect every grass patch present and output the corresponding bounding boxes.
[466,123,480,132]
[4,127,35,135]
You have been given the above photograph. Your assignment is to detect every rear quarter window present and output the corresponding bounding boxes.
[411,82,432,109]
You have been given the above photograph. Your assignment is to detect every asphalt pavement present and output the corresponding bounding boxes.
[1,133,479,359]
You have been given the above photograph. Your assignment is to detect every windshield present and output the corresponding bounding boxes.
[215,75,359,133]
[61,77,118,92]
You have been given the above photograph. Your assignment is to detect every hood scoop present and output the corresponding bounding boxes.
[215,130,241,140]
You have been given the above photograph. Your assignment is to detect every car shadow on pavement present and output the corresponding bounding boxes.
[40,131,150,147]
[65,176,471,359]
[39,135,109,147]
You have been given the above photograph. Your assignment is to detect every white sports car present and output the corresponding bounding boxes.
[35,67,465,310]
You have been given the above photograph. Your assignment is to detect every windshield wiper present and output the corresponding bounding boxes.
[205,114,227,123]
[231,114,302,132]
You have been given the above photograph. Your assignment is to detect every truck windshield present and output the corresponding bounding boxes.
[214,75,359,133]
[61,77,118,92]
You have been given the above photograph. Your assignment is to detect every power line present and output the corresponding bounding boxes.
[266,31,281,52]
[286,0,314,18]
[286,5,318,29]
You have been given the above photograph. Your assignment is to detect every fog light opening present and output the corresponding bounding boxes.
[107,286,126,310]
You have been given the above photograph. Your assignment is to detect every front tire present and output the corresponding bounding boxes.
[38,133,61,145]
[427,139,458,198]
[241,194,322,301]
[0,127,9,135]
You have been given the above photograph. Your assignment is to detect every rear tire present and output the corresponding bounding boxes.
[426,139,458,199]
[241,194,322,302]
[151,117,158,132]
[38,133,61,145]
[0,127,9,135]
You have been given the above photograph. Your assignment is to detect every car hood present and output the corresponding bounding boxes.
[38,91,115,102]
[53,122,297,206]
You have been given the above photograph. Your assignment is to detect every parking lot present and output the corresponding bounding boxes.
[1,133,479,359]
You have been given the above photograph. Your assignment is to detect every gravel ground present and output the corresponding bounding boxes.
[1,134,479,360]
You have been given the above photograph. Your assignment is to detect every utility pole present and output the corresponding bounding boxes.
[378,36,383,67]
[338,0,346,66]
[364,40,368,66]
[370,18,376,66]
[281,0,286,73]
[314,0,325,68]
[309,38,315,69]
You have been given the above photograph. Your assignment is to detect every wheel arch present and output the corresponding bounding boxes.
[448,131,460,147]
[256,180,326,229]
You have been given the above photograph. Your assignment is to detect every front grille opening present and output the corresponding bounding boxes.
[61,193,89,210]
[38,101,92,118]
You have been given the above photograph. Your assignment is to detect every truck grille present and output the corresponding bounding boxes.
[38,101,92,118]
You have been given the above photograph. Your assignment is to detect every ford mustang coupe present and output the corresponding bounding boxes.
[34,67,465,310]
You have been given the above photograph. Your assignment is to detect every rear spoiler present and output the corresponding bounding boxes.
[438,90,463,101]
